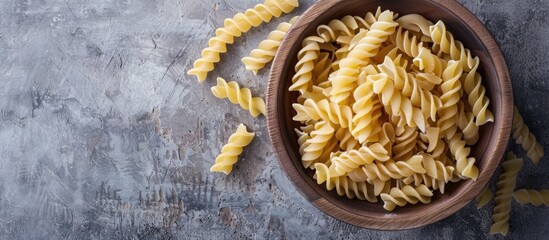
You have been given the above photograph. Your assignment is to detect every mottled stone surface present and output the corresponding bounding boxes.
[0,0,547,239]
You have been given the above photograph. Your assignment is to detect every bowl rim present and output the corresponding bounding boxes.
[267,0,513,230]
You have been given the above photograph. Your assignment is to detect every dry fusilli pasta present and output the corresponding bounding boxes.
[490,152,522,236]
[514,189,549,207]
[210,124,255,174]
[187,0,299,81]
[211,77,266,117]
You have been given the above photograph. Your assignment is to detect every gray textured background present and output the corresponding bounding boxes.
[0,0,548,239]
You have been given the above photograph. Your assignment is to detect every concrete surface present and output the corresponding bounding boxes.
[0,0,548,239]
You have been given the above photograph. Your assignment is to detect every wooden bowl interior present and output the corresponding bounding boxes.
[268,0,512,229]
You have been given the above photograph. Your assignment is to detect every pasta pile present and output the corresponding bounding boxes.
[290,8,496,211]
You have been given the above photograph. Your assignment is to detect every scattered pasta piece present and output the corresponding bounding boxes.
[242,16,299,74]
[211,77,266,117]
[490,152,522,236]
[476,185,493,209]
[514,189,549,207]
[187,0,299,82]
[210,124,255,175]
[512,106,545,164]
[290,8,494,211]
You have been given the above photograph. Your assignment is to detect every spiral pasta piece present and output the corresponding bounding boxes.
[335,127,359,151]
[358,155,427,182]
[390,27,424,59]
[463,57,494,126]
[380,185,433,211]
[292,98,353,129]
[330,143,390,176]
[314,163,378,202]
[437,60,463,138]
[289,36,325,93]
[242,16,299,74]
[187,0,299,81]
[476,185,493,209]
[330,10,398,104]
[210,124,255,174]
[351,76,382,143]
[392,126,418,162]
[447,132,478,180]
[490,152,522,236]
[512,106,544,164]
[211,77,266,117]
[429,21,475,71]
[301,121,335,168]
[514,189,549,207]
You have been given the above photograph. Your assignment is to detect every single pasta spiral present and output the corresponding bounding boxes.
[210,124,255,175]
[512,106,544,164]
[514,189,549,207]
[289,36,325,93]
[392,126,418,162]
[429,21,475,71]
[242,16,299,74]
[463,58,495,126]
[330,143,390,176]
[395,14,434,37]
[390,27,424,59]
[292,98,354,129]
[301,121,335,168]
[351,76,382,143]
[330,10,398,104]
[314,163,378,202]
[490,152,523,236]
[349,155,427,182]
[187,0,299,81]
[335,127,359,151]
[437,60,463,138]
[380,185,433,211]
[458,103,479,145]
[211,77,266,117]
[447,132,478,180]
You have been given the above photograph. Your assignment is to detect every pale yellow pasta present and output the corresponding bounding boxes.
[292,98,353,128]
[301,121,335,168]
[330,10,398,104]
[317,15,367,42]
[392,126,418,162]
[314,163,378,202]
[289,36,324,93]
[290,7,495,211]
[476,185,493,209]
[458,102,479,145]
[329,143,390,176]
[463,57,495,125]
[413,47,447,76]
[242,16,299,74]
[351,75,382,143]
[448,132,479,180]
[380,185,433,211]
[187,0,299,81]
[350,155,427,182]
[211,77,266,117]
[514,189,549,207]
[210,124,255,175]
[512,106,544,164]
[490,152,522,236]
[369,72,426,132]
[429,21,475,71]
[395,14,434,37]
[437,60,462,138]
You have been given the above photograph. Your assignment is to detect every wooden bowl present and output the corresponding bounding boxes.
[267,0,513,230]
